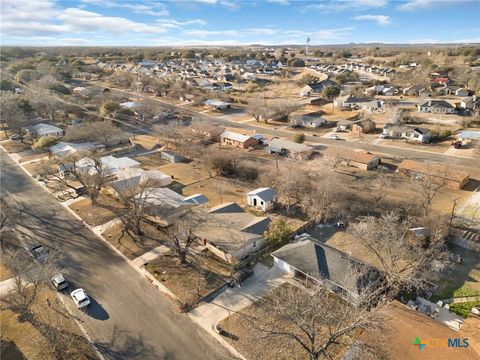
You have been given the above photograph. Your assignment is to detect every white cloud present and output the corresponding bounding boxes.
[267,0,290,4]
[182,29,239,37]
[303,0,387,13]
[245,28,278,35]
[397,0,464,11]
[156,19,207,28]
[81,0,170,17]
[353,15,390,26]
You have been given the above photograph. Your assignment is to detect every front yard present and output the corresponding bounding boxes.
[145,255,226,308]
[68,194,121,227]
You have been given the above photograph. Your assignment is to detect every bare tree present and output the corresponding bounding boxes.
[1,249,59,322]
[262,164,313,213]
[40,150,107,205]
[243,283,385,360]
[65,121,123,147]
[115,182,157,236]
[413,166,446,217]
[348,211,449,300]
[164,215,200,265]
[304,173,347,223]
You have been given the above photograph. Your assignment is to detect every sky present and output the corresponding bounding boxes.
[1,0,479,46]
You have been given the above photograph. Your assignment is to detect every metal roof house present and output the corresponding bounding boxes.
[267,138,313,160]
[247,187,278,212]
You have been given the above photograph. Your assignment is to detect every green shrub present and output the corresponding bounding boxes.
[294,133,306,143]
[32,136,60,149]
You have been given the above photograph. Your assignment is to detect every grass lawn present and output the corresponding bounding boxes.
[102,222,168,260]
[1,287,98,360]
[145,255,226,307]
[449,301,480,318]
[68,194,121,227]
[432,244,480,301]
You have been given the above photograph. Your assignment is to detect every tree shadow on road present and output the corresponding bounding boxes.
[94,325,160,360]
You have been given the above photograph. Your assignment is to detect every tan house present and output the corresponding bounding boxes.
[267,138,313,160]
[325,148,380,170]
[397,159,470,189]
[192,202,271,265]
[220,131,258,149]
[351,119,376,134]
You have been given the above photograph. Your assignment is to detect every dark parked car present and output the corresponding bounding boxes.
[30,245,48,262]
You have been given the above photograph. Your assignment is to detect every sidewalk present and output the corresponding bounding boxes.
[131,245,170,267]
[189,263,287,330]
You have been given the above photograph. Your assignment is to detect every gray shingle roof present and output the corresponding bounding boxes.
[248,187,278,202]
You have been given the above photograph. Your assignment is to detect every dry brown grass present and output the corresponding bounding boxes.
[134,153,170,170]
[102,222,168,260]
[0,288,98,360]
[158,161,211,186]
[1,140,32,153]
[68,194,121,226]
[145,255,226,306]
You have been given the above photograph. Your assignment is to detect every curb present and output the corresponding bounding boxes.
[2,145,247,360]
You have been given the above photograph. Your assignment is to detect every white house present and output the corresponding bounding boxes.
[26,123,63,139]
[204,99,232,111]
[247,187,278,212]
[417,100,455,114]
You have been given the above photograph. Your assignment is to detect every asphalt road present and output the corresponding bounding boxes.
[1,148,231,360]
[88,82,479,169]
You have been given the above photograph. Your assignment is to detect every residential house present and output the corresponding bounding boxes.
[183,194,209,205]
[382,124,431,143]
[119,101,140,110]
[204,99,232,111]
[335,119,354,131]
[139,188,192,225]
[60,155,140,178]
[193,203,271,265]
[397,159,470,189]
[49,142,101,158]
[299,85,313,97]
[352,119,376,134]
[334,95,372,110]
[455,88,471,97]
[402,85,429,97]
[456,130,480,145]
[25,123,63,139]
[417,100,455,114]
[325,147,380,170]
[221,131,258,149]
[267,138,313,160]
[106,168,172,196]
[272,234,380,303]
[247,187,278,212]
[300,115,328,128]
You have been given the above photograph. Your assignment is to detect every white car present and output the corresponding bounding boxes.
[71,288,90,309]
[328,135,341,140]
[51,274,69,291]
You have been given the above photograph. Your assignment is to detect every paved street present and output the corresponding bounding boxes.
[1,149,231,360]
[88,82,479,169]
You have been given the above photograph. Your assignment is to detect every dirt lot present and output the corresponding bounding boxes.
[0,287,98,360]
[219,283,350,360]
[102,222,168,260]
[68,194,121,227]
[1,140,32,153]
[157,161,211,186]
[133,152,170,170]
[145,255,226,306]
